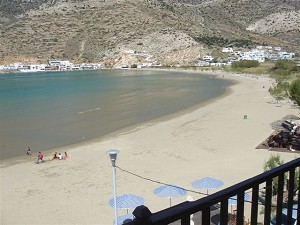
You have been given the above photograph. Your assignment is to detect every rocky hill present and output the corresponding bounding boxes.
[0,0,299,67]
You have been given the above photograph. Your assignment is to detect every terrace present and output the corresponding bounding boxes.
[125,158,300,225]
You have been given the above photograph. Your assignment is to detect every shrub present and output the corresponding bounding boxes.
[193,35,256,47]
[289,79,300,106]
[274,59,296,71]
[231,60,259,69]
[264,154,285,195]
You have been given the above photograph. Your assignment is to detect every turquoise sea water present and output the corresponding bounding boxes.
[0,70,232,160]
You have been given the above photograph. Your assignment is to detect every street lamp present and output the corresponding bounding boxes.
[107,149,120,225]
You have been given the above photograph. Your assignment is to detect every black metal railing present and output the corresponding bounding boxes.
[126,157,300,225]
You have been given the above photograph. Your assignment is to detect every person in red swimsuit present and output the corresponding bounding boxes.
[37,152,44,164]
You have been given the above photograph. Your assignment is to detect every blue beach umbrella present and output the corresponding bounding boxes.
[109,194,144,214]
[191,177,224,194]
[153,184,187,207]
[113,213,134,225]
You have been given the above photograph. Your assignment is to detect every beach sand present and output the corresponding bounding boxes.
[1,71,299,225]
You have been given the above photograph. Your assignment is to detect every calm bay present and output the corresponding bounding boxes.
[0,69,232,160]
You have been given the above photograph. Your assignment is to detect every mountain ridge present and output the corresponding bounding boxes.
[0,0,299,67]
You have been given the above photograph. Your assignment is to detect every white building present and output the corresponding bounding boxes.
[278,52,294,60]
[265,46,273,50]
[48,59,72,68]
[195,61,209,67]
[137,63,152,68]
[274,47,281,51]
[265,52,278,60]
[210,62,227,67]
[19,64,47,72]
[202,55,213,62]
[81,63,101,70]
[239,49,265,62]
[222,47,233,53]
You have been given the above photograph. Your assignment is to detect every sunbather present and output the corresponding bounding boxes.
[58,153,63,160]
[51,152,57,160]
[63,152,68,160]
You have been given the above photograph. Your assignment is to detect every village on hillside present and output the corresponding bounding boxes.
[0,45,296,73]
[0,59,101,73]
[196,45,295,67]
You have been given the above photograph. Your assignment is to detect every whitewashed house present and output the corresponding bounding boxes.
[81,63,101,70]
[234,51,242,57]
[210,62,227,67]
[278,52,294,60]
[48,59,72,70]
[265,52,278,60]
[202,55,213,62]
[195,61,209,67]
[222,47,233,53]
[274,47,282,51]
[239,50,265,62]
[19,64,47,72]
[137,63,152,68]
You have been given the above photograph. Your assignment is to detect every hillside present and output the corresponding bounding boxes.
[0,0,299,67]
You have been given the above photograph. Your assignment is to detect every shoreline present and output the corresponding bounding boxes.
[0,70,234,165]
[1,70,299,225]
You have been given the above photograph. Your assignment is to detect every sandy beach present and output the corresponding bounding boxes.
[1,70,299,225]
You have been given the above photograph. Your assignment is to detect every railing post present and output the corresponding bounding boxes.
[236,192,245,225]
[264,179,272,225]
[132,205,152,225]
[202,207,210,225]
[297,167,300,225]
[287,169,295,225]
[251,184,259,225]
[220,199,228,225]
[275,173,284,225]
[180,214,190,225]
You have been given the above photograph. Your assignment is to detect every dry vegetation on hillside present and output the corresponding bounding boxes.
[247,11,300,34]
[0,0,299,66]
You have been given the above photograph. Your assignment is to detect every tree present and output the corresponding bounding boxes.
[264,154,285,195]
[269,82,290,103]
[289,79,300,106]
[271,69,291,83]
[270,60,295,83]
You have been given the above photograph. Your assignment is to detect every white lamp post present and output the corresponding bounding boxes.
[107,149,120,225]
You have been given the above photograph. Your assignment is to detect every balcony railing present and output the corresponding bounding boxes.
[125,157,300,225]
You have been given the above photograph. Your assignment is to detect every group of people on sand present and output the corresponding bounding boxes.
[26,147,44,164]
[27,147,69,164]
[51,152,68,160]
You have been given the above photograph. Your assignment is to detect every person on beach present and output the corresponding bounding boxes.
[37,152,43,164]
[63,152,68,160]
[27,147,31,155]
[57,153,63,160]
[51,152,57,160]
